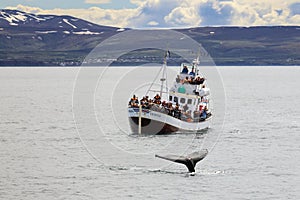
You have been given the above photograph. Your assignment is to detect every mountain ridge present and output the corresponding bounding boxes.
[0,9,299,66]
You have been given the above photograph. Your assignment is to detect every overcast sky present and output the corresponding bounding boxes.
[2,0,300,28]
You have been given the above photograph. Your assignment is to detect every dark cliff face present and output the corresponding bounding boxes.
[0,9,299,66]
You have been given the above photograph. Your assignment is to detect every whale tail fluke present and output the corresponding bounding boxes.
[155,149,208,173]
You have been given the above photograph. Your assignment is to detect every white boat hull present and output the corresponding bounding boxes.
[128,108,211,134]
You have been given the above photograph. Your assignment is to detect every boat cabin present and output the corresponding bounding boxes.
[168,61,210,121]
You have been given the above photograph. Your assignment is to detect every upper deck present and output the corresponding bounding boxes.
[170,62,208,96]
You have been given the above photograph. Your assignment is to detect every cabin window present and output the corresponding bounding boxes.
[174,97,178,103]
[180,98,185,104]
[187,99,192,104]
[169,95,172,101]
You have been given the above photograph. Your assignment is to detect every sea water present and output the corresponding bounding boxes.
[0,67,299,200]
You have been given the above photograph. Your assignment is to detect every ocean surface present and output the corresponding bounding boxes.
[0,66,299,200]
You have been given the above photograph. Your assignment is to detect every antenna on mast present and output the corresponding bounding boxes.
[194,48,200,76]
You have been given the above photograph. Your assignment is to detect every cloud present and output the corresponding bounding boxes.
[220,0,300,26]
[130,0,146,6]
[289,14,300,24]
[164,2,202,27]
[147,20,159,26]
[8,4,44,14]
[197,1,233,26]
[85,0,111,4]
[127,0,181,28]
[6,0,300,28]
[7,4,137,28]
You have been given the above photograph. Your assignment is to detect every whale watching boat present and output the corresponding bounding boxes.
[128,51,212,134]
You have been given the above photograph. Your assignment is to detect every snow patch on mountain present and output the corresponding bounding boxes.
[63,19,77,29]
[0,11,21,23]
[73,31,103,35]
[35,31,57,34]
[14,12,27,21]
[0,10,49,26]
[44,16,54,20]
[28,14,46,21]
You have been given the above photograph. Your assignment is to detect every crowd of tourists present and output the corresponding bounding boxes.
[128,94,209,122]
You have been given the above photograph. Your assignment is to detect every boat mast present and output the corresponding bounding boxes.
[160,50,169,97]
[145,50,169,98]
[194,49,200,76]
